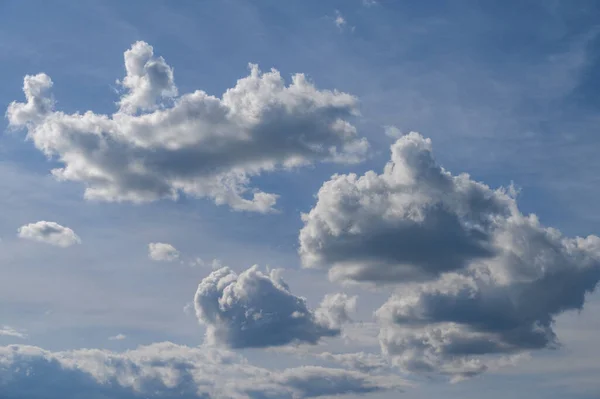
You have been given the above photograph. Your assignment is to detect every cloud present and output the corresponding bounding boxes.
[148,242,180,262]
[300,132,504,283]
[300,132,600,378]
[17,221,81,247]
[194,266,344,348]
[0,327,27,339]
[334,10,346,29]
[383,125,403,139]
[108,334,127,341]
[7,41,368,213]
[315,293,357,329]
[0,342,404,398]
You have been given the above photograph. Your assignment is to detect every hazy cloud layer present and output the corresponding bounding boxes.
[300,132,600,378]
[0,342,404,398]
[17,221,81,247]
[194,266,345,348]
[148,242,180,262]
[7,41,368,212]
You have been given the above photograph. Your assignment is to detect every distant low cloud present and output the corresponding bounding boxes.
[194,266,348,348]
[108,334,127,341]
[148,242,180,262]
[300,132,600,378]
[0,342,404,398]
[17,221,80,248]
[7,41,368,212]
[0,326,27,339]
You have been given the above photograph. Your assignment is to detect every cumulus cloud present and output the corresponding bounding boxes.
[7,41,368,212]
[0,342,403,398]
[148,242,180,262]
[315,293,357,329]
[194,266,346,348]
[17,221,81,247]
[300,132,600,378]
[108,334,127,341]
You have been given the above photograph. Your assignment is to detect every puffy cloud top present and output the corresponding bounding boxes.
[300,132,506,283]
[300,132,600,378]
[0,342,404,398]
[7,41,368,212]
[17,221,81,248]
[148,242,180,262]
[194,266,346,348]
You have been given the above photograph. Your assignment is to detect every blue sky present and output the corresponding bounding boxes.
[0,1,599,398]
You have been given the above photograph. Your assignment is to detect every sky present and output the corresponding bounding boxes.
[1,0,600,398]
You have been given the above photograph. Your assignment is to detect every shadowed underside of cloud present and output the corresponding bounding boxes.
[194,266,356,348]
[0,342,404,399]
[17,221,81,247]
[300,132,600,378]
[6,41,368,213]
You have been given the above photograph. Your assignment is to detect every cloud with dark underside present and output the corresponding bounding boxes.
[0,342,404,399]
[194,266,355,348]
[301,132,600,378]
[6,41,368,213]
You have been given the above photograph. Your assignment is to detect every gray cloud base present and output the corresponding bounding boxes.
[6,41,368,213]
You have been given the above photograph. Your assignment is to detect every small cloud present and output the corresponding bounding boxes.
[363,0,377,6]
[189,257,223,269]
[183,302,194,315]
[17,221,81,247]
[334,10,346,29]
[108,334,127,341]
[148,242,180,262]
[383,125,404,139]
[0,326,27,339]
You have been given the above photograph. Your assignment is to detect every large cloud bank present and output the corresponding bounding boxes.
[194,266,355,348]
[7,41,368,213]
[0,342,404,399]
[300,132,600,378]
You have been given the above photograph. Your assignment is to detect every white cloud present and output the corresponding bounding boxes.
[315,293,357,329]
[7,41,368,213]
[383,125,403,139]
[194,266,344,348]
[148,242,180,262]
[0,342,405,398]
[300,132,600,378]
[108,334,127,341]
[335,11,347,29]
[0,326,27,339]
[17,221,80,247]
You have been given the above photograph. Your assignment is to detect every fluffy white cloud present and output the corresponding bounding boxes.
[17,221,81,247]
[148,242,180,262]
[194,266,348,348]
[300,132,600,378]
[315,293,357,329]
[7,41,368,213]
[108,334,127,341]
[0,342,403,398]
